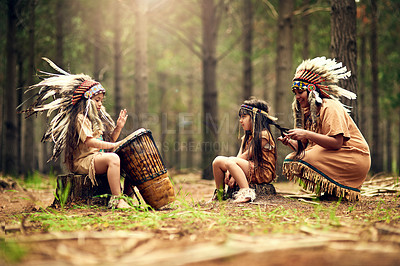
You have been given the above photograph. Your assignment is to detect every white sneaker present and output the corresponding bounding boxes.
[233,188,256,203]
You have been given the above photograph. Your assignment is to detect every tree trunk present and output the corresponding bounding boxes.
[242,0,253,100]
[370,0,383,173]
[158,72,168,163]
[186,73,194,169]
[114,1,122,118]
[23,0,36,175]
[2,0,18,176]
[134,0,149,127]
[301,0,310,59]
[52,0,65,174]
[52,174,111,207]
[274,0,294,179]
[385,119,392,174]
[201,0,219,179]
[359,25,367,139]
[175,116,181,171]
[93,5,102,81]
[330,0,358,122]
[55,0,64,69]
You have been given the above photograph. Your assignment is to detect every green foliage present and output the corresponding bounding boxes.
[53,179,71,210]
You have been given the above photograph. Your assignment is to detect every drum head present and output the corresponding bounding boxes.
[113,128,147,153]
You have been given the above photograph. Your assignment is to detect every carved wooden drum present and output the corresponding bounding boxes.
[113,128,175,209]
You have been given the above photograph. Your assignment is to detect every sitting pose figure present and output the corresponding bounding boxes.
[210,98,279,203]
[278,57,371,201]
[22,58,134,209]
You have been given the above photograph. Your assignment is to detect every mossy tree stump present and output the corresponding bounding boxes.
[226,183,276,200]
[52,173,111,208]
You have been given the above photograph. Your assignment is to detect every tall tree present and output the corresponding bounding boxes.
[370,0,383,173]
[114,1,122,117]
[242,0,253,100]
[358,3,368,138]
[330,0,358,122]
[301,0,310,59]
[201,0,221,179]
[23,0,36,175]
[134,0,149,127]
[2,0,18,176]
[275,0,294,178]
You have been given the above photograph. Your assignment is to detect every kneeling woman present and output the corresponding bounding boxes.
[278,57,371,201]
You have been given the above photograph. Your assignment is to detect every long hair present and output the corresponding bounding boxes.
[64,98,115,171]
[238,98,280,177]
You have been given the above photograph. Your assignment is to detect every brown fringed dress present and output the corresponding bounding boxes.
[282,99,370,201]
[72,114,106,186]
[243,130,277,184]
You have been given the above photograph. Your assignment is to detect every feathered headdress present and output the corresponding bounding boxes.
[291,56,356,130]
[20,57,114,162]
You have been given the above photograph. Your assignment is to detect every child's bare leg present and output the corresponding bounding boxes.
[212,156,229,189]
[225,157,250,188]
[94,153,131,208]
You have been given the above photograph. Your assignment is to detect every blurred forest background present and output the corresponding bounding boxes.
[1,0,399,180]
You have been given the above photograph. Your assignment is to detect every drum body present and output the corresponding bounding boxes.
[114,129,175,209]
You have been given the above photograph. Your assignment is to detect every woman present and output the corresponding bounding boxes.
[278,57,371,201]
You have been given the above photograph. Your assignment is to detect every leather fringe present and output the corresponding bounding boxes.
[283,161,360,201]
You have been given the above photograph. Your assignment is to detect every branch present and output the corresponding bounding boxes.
[150,17,202,58]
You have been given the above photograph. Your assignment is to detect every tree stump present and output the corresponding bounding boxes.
[226,183,276,200]
[52,173,111,208]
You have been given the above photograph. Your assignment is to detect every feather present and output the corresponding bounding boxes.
[42,57,71,76]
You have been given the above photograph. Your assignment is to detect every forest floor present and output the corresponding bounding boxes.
[1,172,400,265]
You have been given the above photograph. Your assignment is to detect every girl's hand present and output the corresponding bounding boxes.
[286,129,309,141]
[116,109,128,129]
[228,177,236,188]
[224,171,231,185]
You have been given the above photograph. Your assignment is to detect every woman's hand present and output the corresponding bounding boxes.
[286,129,309,141]
[116,109,128,129]
[285,129,344,150]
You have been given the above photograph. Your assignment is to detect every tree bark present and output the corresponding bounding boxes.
[2,0,18,176]
[330,0,358,122]
[114,1,122,118]
[385,119,392,173]
[186,73,194,169]
[301,0,310,59]
[201,0,219,179]
[242,0,253,100]
[134,0,149,127]
[93,4,102,81]
[23,0,36,175]
[359,23,367,139]
[158,72,168,163]
[275,0,294,179]
[370,0,383,173]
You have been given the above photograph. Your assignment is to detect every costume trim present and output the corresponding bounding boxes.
[283,158,360,201]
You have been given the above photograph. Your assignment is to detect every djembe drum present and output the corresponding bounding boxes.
[113,128,175,209]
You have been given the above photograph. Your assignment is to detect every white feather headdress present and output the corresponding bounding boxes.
[21,58,114,161]
[291,56,357,130]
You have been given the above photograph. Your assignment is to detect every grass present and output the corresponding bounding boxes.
[3,173,400,248]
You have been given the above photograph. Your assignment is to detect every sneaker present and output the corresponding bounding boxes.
[233,188,256,203]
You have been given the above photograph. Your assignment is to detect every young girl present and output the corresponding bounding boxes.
[278,57,371,201]
[23,58,133,209]
[210,98,280,203]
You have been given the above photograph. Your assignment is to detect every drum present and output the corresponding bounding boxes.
[113,128,175,209]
